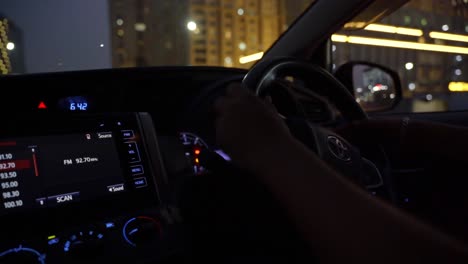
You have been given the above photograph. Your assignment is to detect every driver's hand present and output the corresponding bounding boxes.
[214,83,294,171]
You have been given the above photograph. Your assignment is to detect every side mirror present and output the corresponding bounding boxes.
[335,62,402,112]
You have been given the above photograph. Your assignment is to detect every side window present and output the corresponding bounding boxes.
[333,0,468,113]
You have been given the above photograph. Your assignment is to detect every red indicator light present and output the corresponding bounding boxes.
[194,149,201,155]
[38,101,47,109]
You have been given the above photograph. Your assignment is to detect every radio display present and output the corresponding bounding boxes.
[0,132,128,214]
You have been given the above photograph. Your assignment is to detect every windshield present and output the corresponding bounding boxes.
[0,0,315,75]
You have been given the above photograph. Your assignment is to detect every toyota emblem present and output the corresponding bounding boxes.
[327,136,351,162]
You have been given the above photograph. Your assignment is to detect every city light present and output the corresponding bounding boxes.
[237,8,244,16]
[239,52,264,64]
[187,21,197,31]
[6,42,14,51]
[442,24,449,31]
[408,82,416,91]
[405,62,414,70]
[331,35,347,42]
[448,82,468,92]
[455,69,462,76]
[116,19,124,26]
[429,31,468,43]
[332,34,468,54]
[426,94,433,101]
[364,23,423,36]
[100,44,104,48]
[134,23,146,32]
[239,42,246,51]
[224,56,233,66]
[420,18,428,26]
[456,55,463,62]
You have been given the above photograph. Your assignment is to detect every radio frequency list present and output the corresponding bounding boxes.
[0,145,39,210]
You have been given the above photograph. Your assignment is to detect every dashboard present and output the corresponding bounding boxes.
[0,113,172,263]
[0,67,346,263]
[0,111,232,264]
[0,67,251,264]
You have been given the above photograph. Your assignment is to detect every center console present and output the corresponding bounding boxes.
[0,113,180,263]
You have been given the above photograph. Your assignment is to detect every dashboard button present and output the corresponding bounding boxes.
[126,142,141,163]
[104,222,115,229]
[47,191,80,206]
[107,183,125,193]
[64,229,105,258]
[121,130,134,139]
[133,177,147,188]
[130,165,144,175]
[48,237,60,246]
[36,197,47,207]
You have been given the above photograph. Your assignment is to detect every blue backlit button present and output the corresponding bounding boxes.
[48,236,60,246]
[126,142,141,163]
[47,192,80,206]
[130,165,144,176]
[133,177,147,188]
[121,130,135,139]
[105,222,115,229]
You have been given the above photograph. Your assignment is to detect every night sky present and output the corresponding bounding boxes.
[0,0,111,74]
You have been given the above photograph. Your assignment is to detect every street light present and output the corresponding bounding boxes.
[6,42,14,50]
[187,21,197,31]
[405,62,414,70]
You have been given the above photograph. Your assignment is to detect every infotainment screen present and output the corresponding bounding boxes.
[0,113,153,216]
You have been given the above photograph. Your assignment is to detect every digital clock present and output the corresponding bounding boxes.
[69,102,88,111]
[57,96,91,111]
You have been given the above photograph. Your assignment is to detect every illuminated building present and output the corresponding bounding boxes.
[6,21,24,74]
[109,0,312,69]
[188,0,287,68]
[0,16,25,75]
[109,0,189,67]
[0,18,12,75]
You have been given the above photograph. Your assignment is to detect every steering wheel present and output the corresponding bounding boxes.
[241,57,385,189]
[180,57,391,263]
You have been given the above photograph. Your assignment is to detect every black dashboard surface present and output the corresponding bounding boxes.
[0,66,247,132]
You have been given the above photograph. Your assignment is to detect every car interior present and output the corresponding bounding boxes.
[1,0,468,263]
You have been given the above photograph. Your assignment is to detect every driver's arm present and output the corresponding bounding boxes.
[337,118,468,163]
[214,85,468,264]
